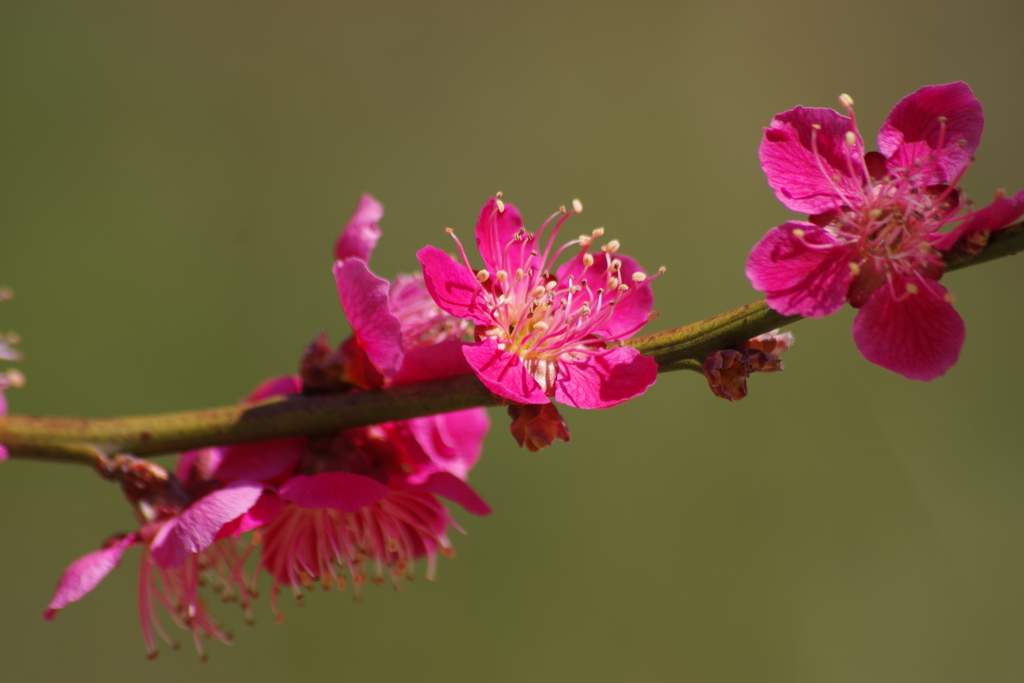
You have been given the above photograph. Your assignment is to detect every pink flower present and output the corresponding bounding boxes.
[747,83,1024,380]
[185,376,491,622]
[44,457,262,659]
[417,196,660,408]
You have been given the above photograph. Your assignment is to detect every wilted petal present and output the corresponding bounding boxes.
[746,222,855,317]
[417,245,492,325]
[150,482,263,569]
[879,82,983,185]
[852,278,965,381]
[334,194,383,262]
[334,258,404,378]
[760,106,866,214]
[508,402,571,452]
[279,472,389,512]
[553,345,658,409]
[43,534,137,619]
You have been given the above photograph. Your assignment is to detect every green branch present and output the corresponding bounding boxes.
[3,221,1023,467]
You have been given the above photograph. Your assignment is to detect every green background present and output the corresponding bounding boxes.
[2,1,1023,681]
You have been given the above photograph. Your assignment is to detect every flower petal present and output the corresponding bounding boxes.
[150,482,263,568]
[878,82,983,185]
[279,472,389,512]
[43,534,137,619]
[417,245,492,325]
[217,492,284,538]
[407,407,490,479]
[405,471,492,516]
[932,188,1024,251]
[391,339,475,385]
[474,198,532,273]
[334,194,383,262]
[212,438,306,483]
[746,222,855,317]
[851,278,965,381]
[760,106,866,214]
[334,258,404,378]
[553,345,658,409]
[462,338,549,404]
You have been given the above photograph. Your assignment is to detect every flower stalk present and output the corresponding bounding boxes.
[2,220,1022,468]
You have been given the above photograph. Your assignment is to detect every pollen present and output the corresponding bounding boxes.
[849,262,861,276]
[905,283,919,295]
[572,199,583,214]
[792,228,805,239]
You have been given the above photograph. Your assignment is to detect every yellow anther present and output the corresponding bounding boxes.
[578,234,593,246]
[495,191,503,198]
[545,280,557,290]
[592,227,605,237]
[496,199,505,213]
[445,227,454,234]
[532,320,549,331]
[618,284,629,292]
[868,209,883,220]
[516,268,524,281]
[905,283,919,295]
[531,285,546,298]
[603,240,621,254]
[572,199,583,214]
[657,266,666,274]
[838,93,854,109]
[845,131,856,147]
[792,228,805,239]
[631,272,647,282]
[811,123,822,131]
[582,253,594,268]
[849,262,861,276]
[476,269,490,283]
[496,270,508,283]
[607,277,620,290]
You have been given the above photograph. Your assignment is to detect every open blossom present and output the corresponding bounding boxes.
[183,375,491,622]
[747,82,1024,381]
[417,196,661,408]
[44,456,262,659]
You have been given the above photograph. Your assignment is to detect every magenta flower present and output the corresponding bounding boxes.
[44,457,263,659]
[747,82,1024,380]
[417,197,660,407]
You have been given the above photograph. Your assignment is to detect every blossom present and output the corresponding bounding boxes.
[184,375,490,623]
[44,456,262,659]
[746,83,1024,380]
[417,196,661,408]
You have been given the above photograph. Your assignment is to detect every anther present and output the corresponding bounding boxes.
[611,258,622,271]
[531,285,546,298]
[476,270,490,283]
[496,199,505,213]
[792,228,805,239]
[602,240,621,254]
[578,234,593,246]
[905,283,919,295]
[618,284,629,292]
[496,191,503,198]
[838,93,854,109]
[657,266,666,274]
[533,321,549,331]
[849,262,861,276]
[496,270,508,283]
[868,209,883,220]
[811,123,822,131]
[592,227,605,238]
[545,280,557,290]
[445,228,454,234]
[607,277,619,289]
[516,268,524,281]
[632,272,647,282]
[572,199,583,214]
[582,253,594,268]
[559,205,567,214]
[845,131,856,147]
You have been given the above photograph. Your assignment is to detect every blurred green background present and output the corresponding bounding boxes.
[2,1,1024,681]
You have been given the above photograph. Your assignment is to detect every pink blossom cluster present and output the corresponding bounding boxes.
[42,196,491,658]
[747,82,1024,380]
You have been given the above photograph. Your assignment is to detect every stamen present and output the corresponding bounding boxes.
[792,228,805,239]
[578,234,593,246]
[602,240,621,254]
[591,228,604,238]
[496,199,505,213]
[582,253,594,268]
[530,286,546,298]
[516,268,524,281]
[495,191,503,198]
[533,321,549,331]
[572,199,583,214]
[496,270,508,283]
[607,277,619,289]
[905,283,919,295]
[845,131,856,147]
[838,93,854,109]
[476,270,490,283]
[631,272,647,282]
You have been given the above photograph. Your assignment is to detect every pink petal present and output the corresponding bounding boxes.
[557,252,654,339]
[474,198,534,273]
[405,471,492,516]
[334,258,404,378]
[760,106,866,214]
[212,438,306,482]
[932,188,1024,251]
[746,222,855,317]
[553,345,658,409]
[851,278,965,381]
[417,245,492,325]
[217,492,284,538]
[43,534,137,619]
[279,472,389,512]
[407,407,490,479]
[878,82,983,185]
[150,482,263,569]
[391,339,475,385]
[462,338,549,404]
[334,194,383,262]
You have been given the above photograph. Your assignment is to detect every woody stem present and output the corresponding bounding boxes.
[3,221,1023,466]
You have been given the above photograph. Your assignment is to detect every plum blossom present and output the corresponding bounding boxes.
[417,196,661,408]
[747,82,1024,380]
[44,456,263,659]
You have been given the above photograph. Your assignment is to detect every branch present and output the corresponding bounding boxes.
[3,221,1023,465]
